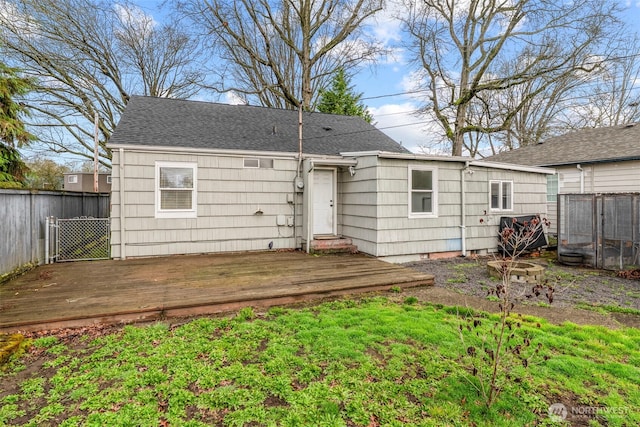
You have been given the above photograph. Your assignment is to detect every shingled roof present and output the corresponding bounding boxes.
[108,96,410,156]
[485,123,640,167]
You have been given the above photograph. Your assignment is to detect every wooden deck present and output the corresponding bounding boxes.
[0,251,433,333]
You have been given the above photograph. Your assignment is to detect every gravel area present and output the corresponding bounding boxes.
[398,253,640,329]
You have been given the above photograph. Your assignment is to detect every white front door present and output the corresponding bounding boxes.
[313,169,335,235]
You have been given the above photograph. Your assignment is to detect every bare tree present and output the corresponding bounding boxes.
[401,0,623,156]
[472,58,588,156]
[0,0,204,166]
[565,36,640,129]
[176,0,385,110]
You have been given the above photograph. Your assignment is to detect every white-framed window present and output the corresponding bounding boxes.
[490,180,513,211]
[67,175,78,184]
[155,161,197,218]
[546,174,558,202]
[408,166,438,218]
[243,157,274,168]
[106,175,113,184]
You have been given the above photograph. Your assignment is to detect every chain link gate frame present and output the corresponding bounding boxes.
[45,216,110,263]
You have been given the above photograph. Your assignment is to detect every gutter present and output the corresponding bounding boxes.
[537,155,640,168]
[577,164,584,193]
[107,143,301,159]
[308,158,358,170]
[345,151,555,175]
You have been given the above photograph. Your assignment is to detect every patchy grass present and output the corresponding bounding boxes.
[445,262,481,284]
[575,303,640,316]
[1,298,639,426]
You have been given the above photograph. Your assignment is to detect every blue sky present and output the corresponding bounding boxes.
[20,0,640,164]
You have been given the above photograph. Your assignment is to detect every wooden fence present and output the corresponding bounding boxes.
[0,190,110,278]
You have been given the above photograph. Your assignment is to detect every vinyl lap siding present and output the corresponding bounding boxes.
[591,161,640,192]
[111,150,298,259]
[464,169,548,253]
[339,156,379,255]
[558,161,640,194]
[348,157,549,258]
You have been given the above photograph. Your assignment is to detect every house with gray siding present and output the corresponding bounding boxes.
[107,96,553,262]
[486,123,640,234]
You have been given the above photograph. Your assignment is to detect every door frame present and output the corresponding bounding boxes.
[312,167,338,237]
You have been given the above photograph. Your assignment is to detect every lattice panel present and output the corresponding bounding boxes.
[57,218,110,261]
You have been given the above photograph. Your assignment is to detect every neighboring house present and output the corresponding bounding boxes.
[107,96,552,262]
[63,172,112,193]
[485,123,640,234]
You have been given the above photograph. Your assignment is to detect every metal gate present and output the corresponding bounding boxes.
[45,216,110,263]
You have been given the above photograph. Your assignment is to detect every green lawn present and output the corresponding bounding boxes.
[1,297,639,426]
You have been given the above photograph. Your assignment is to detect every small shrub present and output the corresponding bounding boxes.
[457,215,553,408]
[403,296,418,305]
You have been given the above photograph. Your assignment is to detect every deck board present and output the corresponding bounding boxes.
[0,251,433,333]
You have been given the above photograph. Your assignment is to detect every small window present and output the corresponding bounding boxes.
[106,175,112,184]
[546,174,558,202]
[409,166,438,217]
[490,180,513,211]
[67,175,78,184]
[244,158,274,168]
[155,162,197,218]
[244,158,259,168]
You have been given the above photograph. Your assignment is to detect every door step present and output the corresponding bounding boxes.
[309,237,358,254]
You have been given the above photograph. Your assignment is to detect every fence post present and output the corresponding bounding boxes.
[45,216,50,265]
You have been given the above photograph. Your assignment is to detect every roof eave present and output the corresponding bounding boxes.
[108,143,301,159]
[537,155,640,167]
[469,160,556,174]
[345,151,555,174]
[343,151,474,162]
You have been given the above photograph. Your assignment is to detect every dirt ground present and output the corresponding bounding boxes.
[399,253,640,329]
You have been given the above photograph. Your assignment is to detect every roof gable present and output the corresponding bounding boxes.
[108,96,409,156]
[485,123,640,166]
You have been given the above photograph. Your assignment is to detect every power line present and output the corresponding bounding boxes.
[362,52,640,102]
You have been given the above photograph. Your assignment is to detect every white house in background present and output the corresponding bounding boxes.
[107,96,553,262]
[486,123,640,234]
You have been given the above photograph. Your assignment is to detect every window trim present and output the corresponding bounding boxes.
[408,165,438,218]
[106,175,112,184]
[489,180,514,212]
[243,158,260,168]
[155,161,197,219]
[243,157,273,169]
[67,175,78,184]
[546,174,558,203]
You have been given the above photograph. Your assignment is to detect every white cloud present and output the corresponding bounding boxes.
[224,91,246,105]
[359,0,408,65]
[114,3,157,33]
[0,0,39,38]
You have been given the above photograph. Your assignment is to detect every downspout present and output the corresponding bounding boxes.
[119,147,126,260]
[298,103,309,253]
[460,161,469,257]
[576,164,584,193]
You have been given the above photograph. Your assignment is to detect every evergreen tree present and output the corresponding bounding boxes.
[0,63,33,186]
[317,68,373,123]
